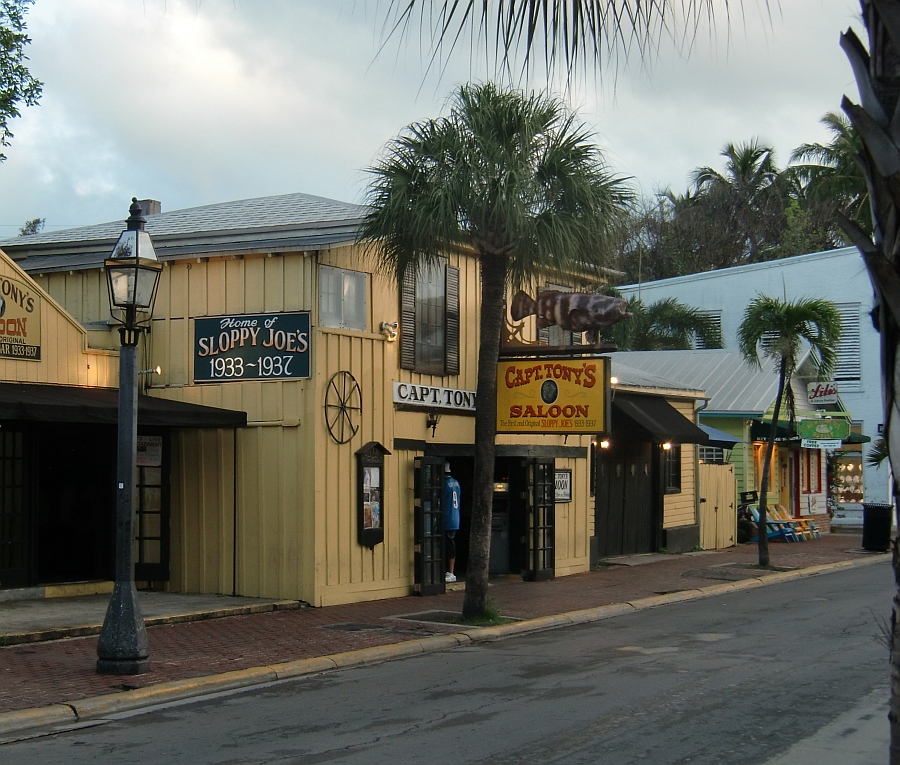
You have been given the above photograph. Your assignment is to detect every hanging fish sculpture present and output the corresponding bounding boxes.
[510,290,631,343]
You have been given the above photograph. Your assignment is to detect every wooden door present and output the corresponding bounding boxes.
[595,441,657,557]
[413,457,445,595]
[699,463,737,549]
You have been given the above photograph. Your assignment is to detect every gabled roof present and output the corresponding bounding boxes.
[607,349,812,417]
[0,192,367,273]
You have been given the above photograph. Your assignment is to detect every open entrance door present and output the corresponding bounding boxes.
[523,457,555,581]
[413,456,445,595]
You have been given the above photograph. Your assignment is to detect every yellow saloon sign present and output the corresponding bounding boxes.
[496,357,608,434]
[0,275,40,361]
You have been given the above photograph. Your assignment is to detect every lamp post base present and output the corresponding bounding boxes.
[97,658,151,675]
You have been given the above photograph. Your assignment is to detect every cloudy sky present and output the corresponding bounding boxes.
[0,0,861,235]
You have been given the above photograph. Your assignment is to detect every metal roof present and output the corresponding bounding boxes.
[609,359,705,396]
[606,350,811,416]
[0,192,367,272]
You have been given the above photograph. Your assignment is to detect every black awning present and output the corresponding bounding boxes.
[611,392,709,444]
[0,382,247,428]
[750,420,871,445]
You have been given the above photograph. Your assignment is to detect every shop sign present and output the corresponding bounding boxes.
[797,419,850,440]
[801,438,842,449]
[193,312,311,382]
[554,469,572,503]
[807,381,838,405]
[496,357,608,434]
[0,274,40,361]
[392,382,476,412]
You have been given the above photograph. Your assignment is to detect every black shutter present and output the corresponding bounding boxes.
[444,264,460,375]
[400,268,416,370]
[571,330,582,346]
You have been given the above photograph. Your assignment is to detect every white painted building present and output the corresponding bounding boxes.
[619,246,887,503]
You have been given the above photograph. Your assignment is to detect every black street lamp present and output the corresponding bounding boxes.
[96,198,162,675]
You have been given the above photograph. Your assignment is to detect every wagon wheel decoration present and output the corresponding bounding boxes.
[324,371,362,444]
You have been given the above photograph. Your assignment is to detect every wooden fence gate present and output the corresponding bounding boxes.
[699,463,737,550]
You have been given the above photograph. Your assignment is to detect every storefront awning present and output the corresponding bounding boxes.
[611,393,709,444]
[0,383,247,428]
[699,424,743,449]
[750,420,871,445]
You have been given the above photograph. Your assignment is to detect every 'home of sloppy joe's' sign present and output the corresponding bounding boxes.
[0,275,40,361]
[194,312,310,382]
[496,357,609,434]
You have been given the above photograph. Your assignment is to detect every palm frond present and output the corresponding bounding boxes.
[379,1,747,83]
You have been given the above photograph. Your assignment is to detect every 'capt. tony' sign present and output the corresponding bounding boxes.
[194,312,311,382]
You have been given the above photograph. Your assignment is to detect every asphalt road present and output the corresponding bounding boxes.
[4,562,894,764]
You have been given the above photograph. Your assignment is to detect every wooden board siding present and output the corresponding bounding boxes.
[0,250,116,387]
[20,242,597,604]
[663,399,699,530]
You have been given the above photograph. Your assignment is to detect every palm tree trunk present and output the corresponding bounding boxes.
[462,253,508,618]
[837,5,900,759]
[757,356,788,567]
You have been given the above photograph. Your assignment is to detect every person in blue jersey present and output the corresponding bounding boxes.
[443,463,461,583]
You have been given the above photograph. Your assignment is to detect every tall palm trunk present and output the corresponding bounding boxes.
[757,357,788,568]
[837,3,900,760]
[463,253,508,617]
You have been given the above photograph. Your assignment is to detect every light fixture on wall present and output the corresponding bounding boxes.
[139,366,162,376]
[662,442,672,451]
[380,321,398,341]
[426,411,441,436]
[599,439,611,449]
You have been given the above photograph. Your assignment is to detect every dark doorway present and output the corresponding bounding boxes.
[595,441,659,557]
[35,423,117,584]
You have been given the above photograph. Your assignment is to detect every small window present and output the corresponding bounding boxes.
[664,445,682,494]
[699,446,726,464]
[319,266,367,331]
[694,311,722,350]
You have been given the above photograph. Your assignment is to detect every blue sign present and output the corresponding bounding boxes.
[194,312,311,382]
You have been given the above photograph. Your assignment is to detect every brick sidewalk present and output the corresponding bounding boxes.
[0,533,883,715]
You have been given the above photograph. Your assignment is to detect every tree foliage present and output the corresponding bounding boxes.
[603,296,723,350]
[737,295,841,567]
[0,0,41,161]
[359,83,632,617]
[18,215,42,235]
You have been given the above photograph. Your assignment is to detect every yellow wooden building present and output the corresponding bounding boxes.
[0,193,708,606]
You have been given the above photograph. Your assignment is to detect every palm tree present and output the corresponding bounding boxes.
[604,296,723,350]
[691,140,786,264]
[359,82,632,617]
[836,11,900,753]
[737,296,841,567]
[789,111,869,235]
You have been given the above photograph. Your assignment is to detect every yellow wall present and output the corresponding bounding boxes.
[0,249,117,387]
[20,240,701,605]
[663,399,699,530]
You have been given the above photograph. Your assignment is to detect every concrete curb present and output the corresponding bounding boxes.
[0,553,889,738]
[0,600,300,647]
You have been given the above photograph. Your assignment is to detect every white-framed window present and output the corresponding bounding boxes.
[319,265,367,331]
[699,446,726,464]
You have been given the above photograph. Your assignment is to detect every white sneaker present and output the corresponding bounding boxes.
[445,573,456,583]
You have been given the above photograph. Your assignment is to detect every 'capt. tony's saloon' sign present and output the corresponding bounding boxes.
[194,312,311,382]
[496,357,609,434]
[0,275,40,361]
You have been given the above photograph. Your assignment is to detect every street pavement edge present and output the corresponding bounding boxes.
[0,553,890,740]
